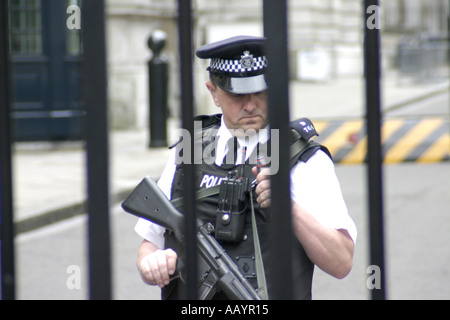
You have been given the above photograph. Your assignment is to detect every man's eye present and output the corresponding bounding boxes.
[255,90,267,97]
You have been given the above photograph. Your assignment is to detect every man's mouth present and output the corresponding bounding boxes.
[242,115,260,120]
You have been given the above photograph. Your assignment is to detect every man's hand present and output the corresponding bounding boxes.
[137,240,178,288]
[252,166,271,208]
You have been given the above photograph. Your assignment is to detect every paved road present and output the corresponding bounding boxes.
[313,162,450,300]
[16,203,160,300]
[385,91,449,117]
[16,162,450,300]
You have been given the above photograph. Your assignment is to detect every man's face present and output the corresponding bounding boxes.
[206,81,268,133]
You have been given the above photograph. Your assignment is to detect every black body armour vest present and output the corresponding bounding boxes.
[162,114,331,300]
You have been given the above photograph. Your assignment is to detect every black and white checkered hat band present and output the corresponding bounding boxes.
[210,56,268,73]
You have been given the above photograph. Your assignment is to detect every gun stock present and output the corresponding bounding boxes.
[121,177,185,241]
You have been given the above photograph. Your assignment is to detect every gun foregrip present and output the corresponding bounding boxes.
[122,177,185,241]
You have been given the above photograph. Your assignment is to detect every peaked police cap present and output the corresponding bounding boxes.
[196,35,268,94]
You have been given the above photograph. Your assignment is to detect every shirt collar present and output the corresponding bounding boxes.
[215,115,270,166]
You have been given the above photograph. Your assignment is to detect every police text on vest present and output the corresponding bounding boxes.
[199,174,226,188]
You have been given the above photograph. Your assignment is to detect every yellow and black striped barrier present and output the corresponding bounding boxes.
[312,117,450,164]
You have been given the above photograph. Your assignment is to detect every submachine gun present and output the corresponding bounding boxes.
[122,176,261,300]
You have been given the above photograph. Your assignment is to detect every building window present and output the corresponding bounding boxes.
[8,0,42,56]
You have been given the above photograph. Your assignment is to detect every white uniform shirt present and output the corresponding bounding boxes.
[134,117,357,248]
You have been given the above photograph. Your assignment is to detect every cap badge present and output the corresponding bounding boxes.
[240,51,255,69]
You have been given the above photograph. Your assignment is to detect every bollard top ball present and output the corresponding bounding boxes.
[148,30,167,56]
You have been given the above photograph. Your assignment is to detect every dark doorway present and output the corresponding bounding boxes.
[9,0,83,141]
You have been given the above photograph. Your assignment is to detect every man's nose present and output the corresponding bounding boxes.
[243,94,257,112]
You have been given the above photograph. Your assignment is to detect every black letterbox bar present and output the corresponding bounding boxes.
[0,0,16,300]
[263,0,293,300]
[177,0,198,300]
[364,0,386,300]
[82,0,112,300]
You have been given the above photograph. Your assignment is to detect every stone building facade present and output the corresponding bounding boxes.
[106,0,449,129]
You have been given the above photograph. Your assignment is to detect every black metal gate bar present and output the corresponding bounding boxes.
[82,0,112,300]
[177,0,198,300]
[0,0,16,300]
[363,0,386,300]
[263,0,293,299]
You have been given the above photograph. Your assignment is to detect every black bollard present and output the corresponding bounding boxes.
[148,30,169,147]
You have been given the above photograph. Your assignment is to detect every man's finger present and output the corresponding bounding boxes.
[257,167,271,182]
[155,250,170,286]
[165,249,178,275]
[148,252,164,287]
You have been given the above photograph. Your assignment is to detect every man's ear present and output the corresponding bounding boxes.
[206,81,220,107]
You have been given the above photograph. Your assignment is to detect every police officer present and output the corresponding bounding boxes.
[134,35,357,299]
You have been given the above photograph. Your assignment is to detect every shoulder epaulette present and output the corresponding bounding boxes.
[289,118,332,164]
[289,118,319,141]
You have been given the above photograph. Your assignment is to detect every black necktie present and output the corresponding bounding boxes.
[222,137,238,167]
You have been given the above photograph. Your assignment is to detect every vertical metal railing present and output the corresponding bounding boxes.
[364,0,386,300]
[0,0,16,300]
[263,0,293,300]
[82,0,112,300]
[177,0,198,300]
